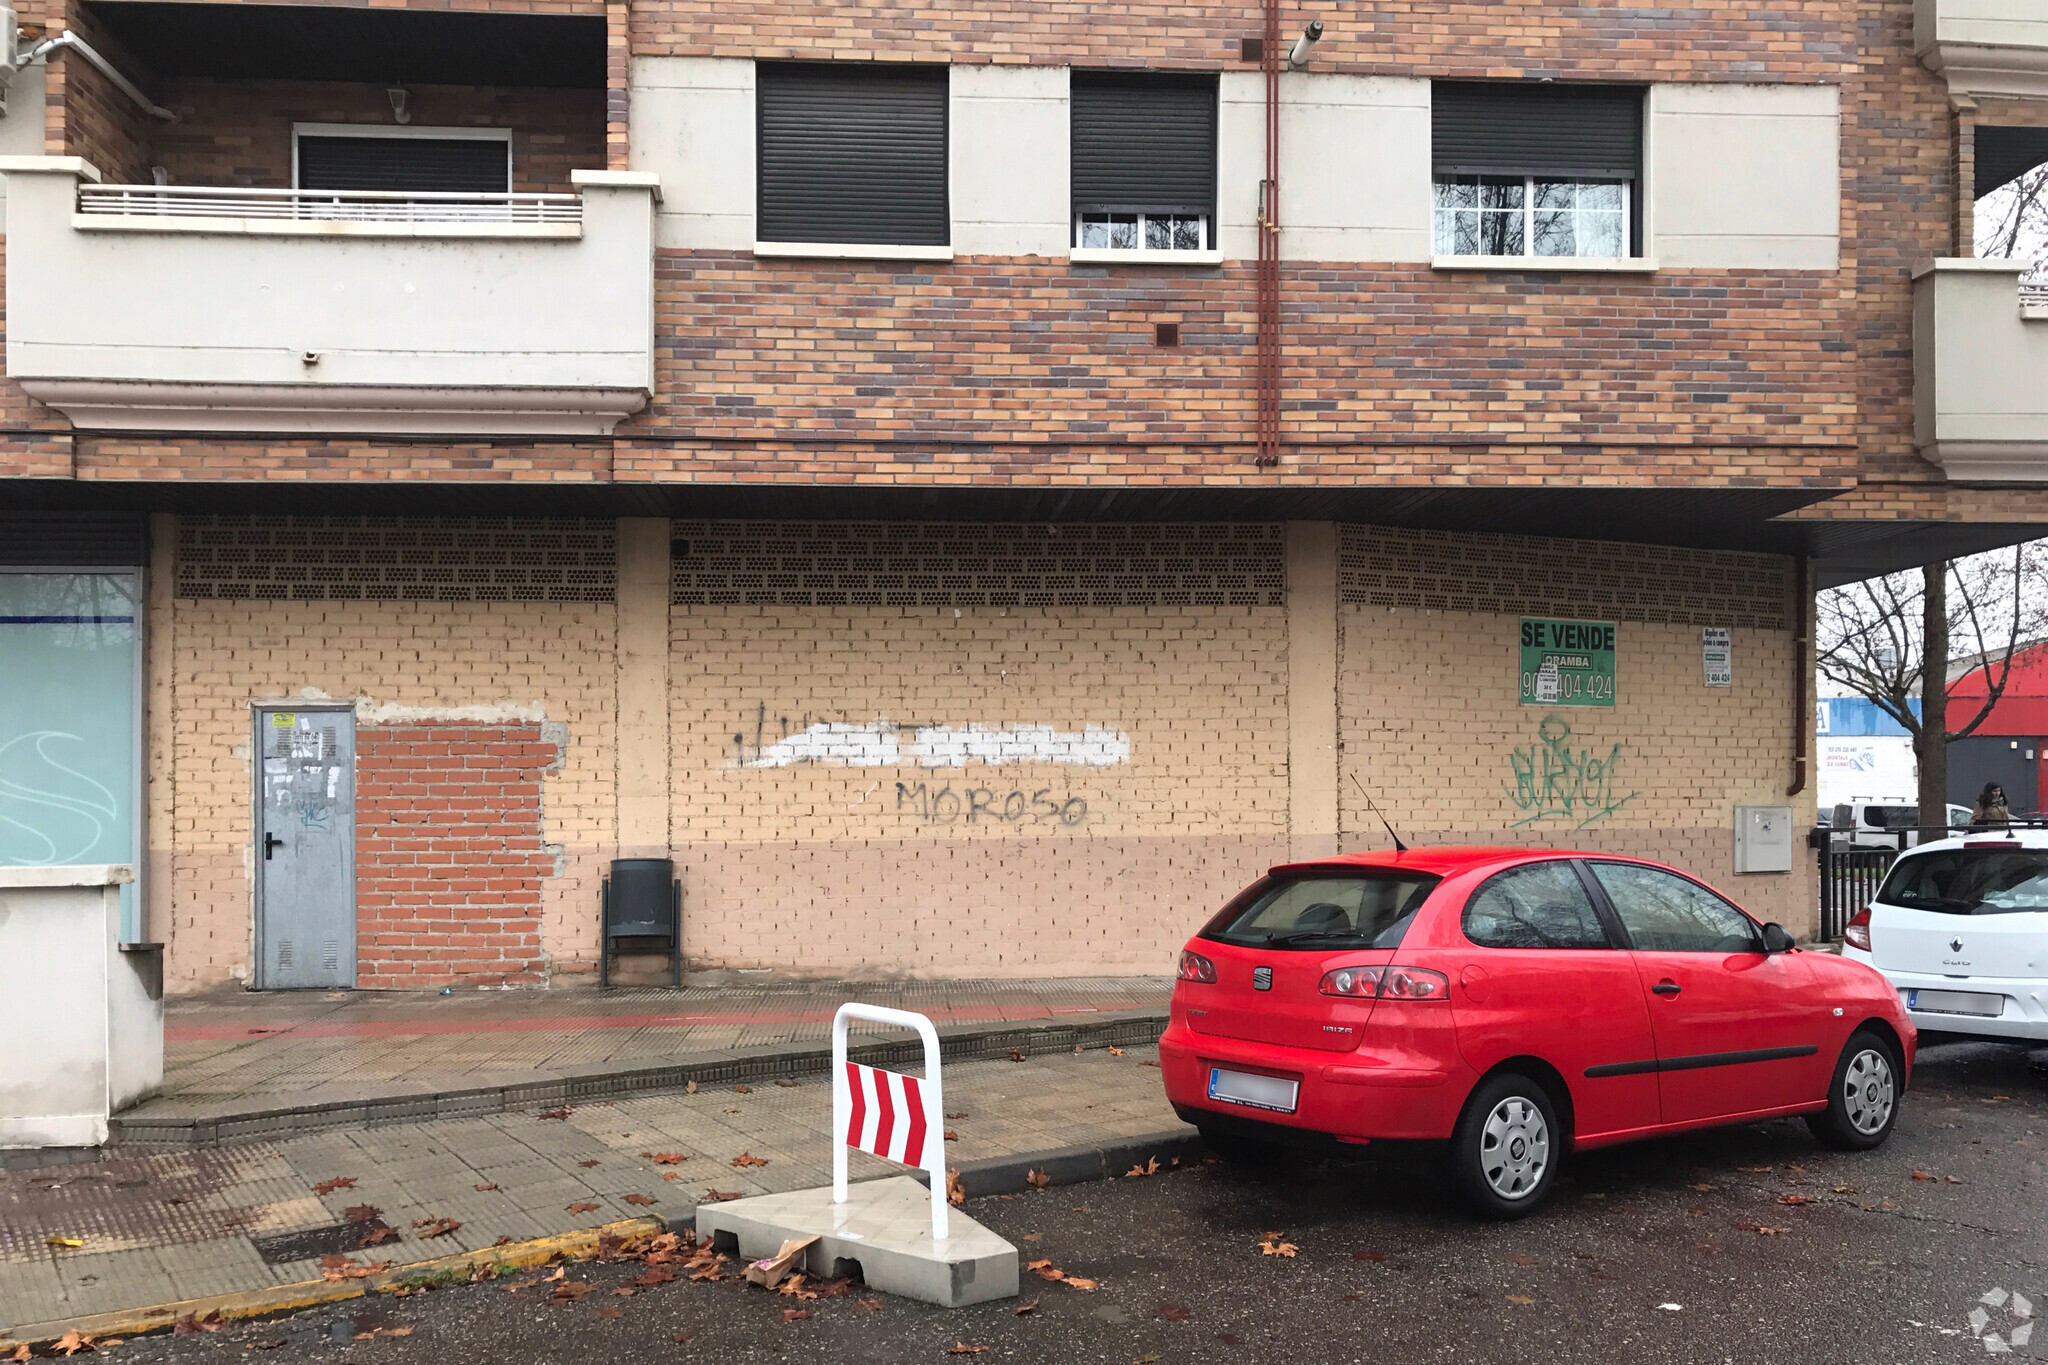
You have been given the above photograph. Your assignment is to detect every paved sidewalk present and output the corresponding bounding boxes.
[121,977,1171,1145]
[1,1045,1192,1344]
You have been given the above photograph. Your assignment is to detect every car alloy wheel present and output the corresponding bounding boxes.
[1841,1045,1896,1136]
[1479,1095,1551,1200]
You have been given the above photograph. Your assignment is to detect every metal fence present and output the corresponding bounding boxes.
[1815,840,1897,941]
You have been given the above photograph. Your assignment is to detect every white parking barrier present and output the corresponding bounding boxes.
[831,1003,949,1243]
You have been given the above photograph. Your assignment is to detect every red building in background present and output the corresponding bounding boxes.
[1948,643,2048,813]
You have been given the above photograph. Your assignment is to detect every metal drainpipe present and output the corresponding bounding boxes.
[22,31,177,122]
[1254,0,1281,468]
[1788,554,1810,797]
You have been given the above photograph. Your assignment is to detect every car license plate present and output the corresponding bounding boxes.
[1207,1067,1299,1114]
[1904,988,2004,1018]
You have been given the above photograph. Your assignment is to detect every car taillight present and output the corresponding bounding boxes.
[1843,907,1872,953]
[1317,965,1451,1001]
[1178,950,1217,983]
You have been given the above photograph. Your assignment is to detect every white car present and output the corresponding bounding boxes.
[1842,829,2048,1046]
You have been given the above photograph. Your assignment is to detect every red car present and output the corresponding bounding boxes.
[1161,847,1915,1218]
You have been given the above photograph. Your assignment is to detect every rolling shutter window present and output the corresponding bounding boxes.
[1976,126,2048,200]
[757,63,949,246]
[1071,73,1217,217]
[1431,82,1644,181]
[296,136,510,193]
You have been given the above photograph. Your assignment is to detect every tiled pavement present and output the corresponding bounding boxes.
[124,977,1172,1142]
[1,1046,1190,1341]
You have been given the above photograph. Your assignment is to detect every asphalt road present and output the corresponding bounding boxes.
[102,1041,2046,1365]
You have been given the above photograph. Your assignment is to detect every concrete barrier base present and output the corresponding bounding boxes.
[694,1176,1019,1309]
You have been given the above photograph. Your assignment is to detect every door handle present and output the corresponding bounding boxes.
[263,832,286,860]
[1651,981,1682,996]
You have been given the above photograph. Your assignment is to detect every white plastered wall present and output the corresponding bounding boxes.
[631,56,755,250]
[0,64,48,222]
[1218,72,1433,263]
[1647,83,1841,269]
[951,65,1069,257]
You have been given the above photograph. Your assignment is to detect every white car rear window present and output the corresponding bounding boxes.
[1878,848,2048,916]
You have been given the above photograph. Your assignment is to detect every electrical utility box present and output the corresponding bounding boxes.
[1734,805,1795,873]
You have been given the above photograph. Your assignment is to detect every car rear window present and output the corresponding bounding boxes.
[1199,873,1442,950]
[1877,848,2048,916]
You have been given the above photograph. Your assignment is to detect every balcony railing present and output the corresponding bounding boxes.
[77,184,583,224]
[1913,258,2048,480]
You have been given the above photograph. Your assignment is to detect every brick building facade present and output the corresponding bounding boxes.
[1,0,2044,990]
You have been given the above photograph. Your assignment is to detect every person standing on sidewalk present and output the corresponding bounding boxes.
[1970,783,2013,828]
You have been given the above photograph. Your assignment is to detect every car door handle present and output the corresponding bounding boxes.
[1651,981,1682,996]
[263,833,286,860]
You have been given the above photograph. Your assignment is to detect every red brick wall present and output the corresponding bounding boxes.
[157,79,606,193]
[47,1,159,183]
[354,723,559,989]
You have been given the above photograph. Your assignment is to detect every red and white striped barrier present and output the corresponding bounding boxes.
[832,1003,948,1242]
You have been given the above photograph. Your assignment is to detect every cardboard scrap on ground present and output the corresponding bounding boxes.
[743,1235,819,1290]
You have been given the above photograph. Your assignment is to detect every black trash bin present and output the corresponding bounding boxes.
[601,857,681,987]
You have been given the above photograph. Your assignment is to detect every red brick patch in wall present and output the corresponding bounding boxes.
[355,723,558,989]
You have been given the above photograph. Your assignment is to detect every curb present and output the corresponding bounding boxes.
[0,1218,664,1353]
[112,1011,1169,1148]
[0,1131,1212,1350]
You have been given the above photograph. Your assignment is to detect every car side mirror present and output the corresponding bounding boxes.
[1761,922,1796,954]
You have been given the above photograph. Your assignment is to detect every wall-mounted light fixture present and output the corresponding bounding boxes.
[387,85,411,124]
[1287,20,1324,69]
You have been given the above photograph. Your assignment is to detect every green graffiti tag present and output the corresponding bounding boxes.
[1506,714,1638,829]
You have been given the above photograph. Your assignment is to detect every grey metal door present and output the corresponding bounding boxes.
[254,706,356,989]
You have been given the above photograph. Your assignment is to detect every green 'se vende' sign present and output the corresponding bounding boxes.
[1518,618,1616,708]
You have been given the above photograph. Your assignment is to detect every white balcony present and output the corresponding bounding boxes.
[1915,0,2048,96]
[0,158,659,437]
[1913,258,2048,480]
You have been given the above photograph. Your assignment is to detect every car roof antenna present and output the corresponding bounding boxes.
[1350,774,1408,853]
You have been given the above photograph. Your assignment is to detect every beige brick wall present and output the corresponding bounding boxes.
[667,605,1291,976]
[1338,605,1819,936]
[163,600,616,990]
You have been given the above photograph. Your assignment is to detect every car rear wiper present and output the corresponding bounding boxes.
[1262,931,1365,947]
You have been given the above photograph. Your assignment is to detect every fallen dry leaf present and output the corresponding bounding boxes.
[578,1160,601,1169]
[1107,1046,1126,1056]
[1027,1258,1099,1289]
[1946,1175,1964,1185]
[1125,1157,1162,1178]
[723,1107,741,1115]
[172,1311,224,1337]
[550,1281,593,1303]
[50,1331,92,1357]
[472,1182,498,1192]
[776,1079,799,1088]
[687,1081,699,1094]
[313,1176,356,1195]
[1021,1232,1042,1242]
[703,1189,743,1202]
[568,1202,600,1214]
[947,1111,969,1120]
[352,1326,413,1340]
[944,1130,960,1142]
[495,1235,516,1247]
[317,1255,393,1281]
[645,1152,689,1165]
[947,1343,990,1355]
[1354,1249,1386,1262]
[1911,1170,1933,1182]
[1777,1194,1815,1206]
[411,1218,461,1238]
[783,1308,812,1321]
[9,1346,28,1363]
[343,1203,382,1223]
[538,1105,574,1120]
[859,1298,884,1312]
[623,1194,657,1207]
[1026,1168,1051,1190]
[1157,1303,1193,1321]
[1136,1355,1163,1365]
[633,1267,676,1287]
[662,1172,681,1182]
[777,1275,819,1300]
[359,1225,398,1247]
[1258,1232,1298,1258]
[734,1085,753,1095]
[947,1169,967,1207]
[1008,1049,1026,1063]
[1141,1060,1161,1068]
[1507,1294,1536,1306]
[590,1308,623,1321]
[1015,1297,1040,1316]
[732,1152,770,1168]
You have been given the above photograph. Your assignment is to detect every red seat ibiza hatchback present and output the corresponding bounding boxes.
[1160,847,1915,1218]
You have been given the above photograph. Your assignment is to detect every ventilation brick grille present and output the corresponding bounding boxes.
[672,522,1285,608]
[1338,526,1790,630]
[176,517,616,602]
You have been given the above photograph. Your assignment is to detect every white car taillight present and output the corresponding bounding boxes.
[1843,907,1872,953]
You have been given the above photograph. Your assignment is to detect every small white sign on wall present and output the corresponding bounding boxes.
[1702,627,1732,688]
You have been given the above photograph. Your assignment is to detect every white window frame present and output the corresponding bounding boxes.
[1430,172,1656,273]
[1071,210,1216,260]
[290,124,514,192]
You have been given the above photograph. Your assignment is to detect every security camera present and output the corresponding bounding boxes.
[1287,19,1324,68]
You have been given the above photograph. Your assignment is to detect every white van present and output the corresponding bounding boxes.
[1826,799,1973,849]
[1841,828,2048,1047]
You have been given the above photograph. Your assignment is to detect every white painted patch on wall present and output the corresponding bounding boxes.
[353,700,550,725]
[739,722,1130,769]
